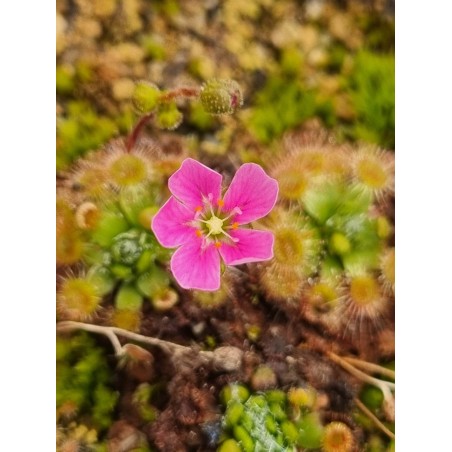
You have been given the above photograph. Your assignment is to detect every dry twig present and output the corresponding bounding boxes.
[57,321,243,372]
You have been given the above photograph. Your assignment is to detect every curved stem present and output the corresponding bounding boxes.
[159,87,201,102]
[125,86,201,152]
[57,321,123,356]
[125,113,154,152]
[354,398,395,440]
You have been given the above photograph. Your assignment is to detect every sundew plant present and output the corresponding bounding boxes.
[56,1,395,451]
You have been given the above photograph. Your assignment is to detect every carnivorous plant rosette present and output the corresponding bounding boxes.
[152,159,279,291]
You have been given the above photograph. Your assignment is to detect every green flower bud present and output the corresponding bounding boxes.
[200,79,243,115]
[155,102,183,130]
[132,81,161,113]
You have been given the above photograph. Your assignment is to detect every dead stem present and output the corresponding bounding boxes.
[354,397,395,440]
[343,356,395,380]
[57,321,124,356]
[56,321,242,372]
[328,351,395,421]
[328,352,395,390]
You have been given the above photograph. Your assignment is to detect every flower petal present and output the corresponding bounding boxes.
[168,158,222,210]
[170,238,221,291]
[151,196,197,248]
[219,229,274,265]
[223,163,278,224]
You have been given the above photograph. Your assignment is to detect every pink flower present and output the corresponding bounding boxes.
[151,158,279,291]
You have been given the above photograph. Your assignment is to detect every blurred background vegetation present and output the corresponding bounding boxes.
[57,0,394,171]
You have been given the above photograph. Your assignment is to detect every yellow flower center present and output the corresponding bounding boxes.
[193,197,241,246]
[205,215,224,235]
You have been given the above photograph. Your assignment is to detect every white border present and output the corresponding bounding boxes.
[1,1,55,449]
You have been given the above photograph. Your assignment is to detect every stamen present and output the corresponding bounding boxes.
[222,206,243,222]
[200,238,210,251]
[216,198,225,215]
[195,230,203,238]
[222,230,239,243]
[214,241,222,248]
[232,222,239,230]
[195,206,203,212]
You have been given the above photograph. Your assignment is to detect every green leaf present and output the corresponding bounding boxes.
[115,284,143,311]
[91,213,129,247]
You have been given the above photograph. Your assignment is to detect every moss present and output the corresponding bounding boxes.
[56,102,117,171]
[56,332,118,431]
[247,77,320,143]
[56,65,75,95]
[347,51,395,148]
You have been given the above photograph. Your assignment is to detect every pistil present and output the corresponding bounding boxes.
[194,200,241,244]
